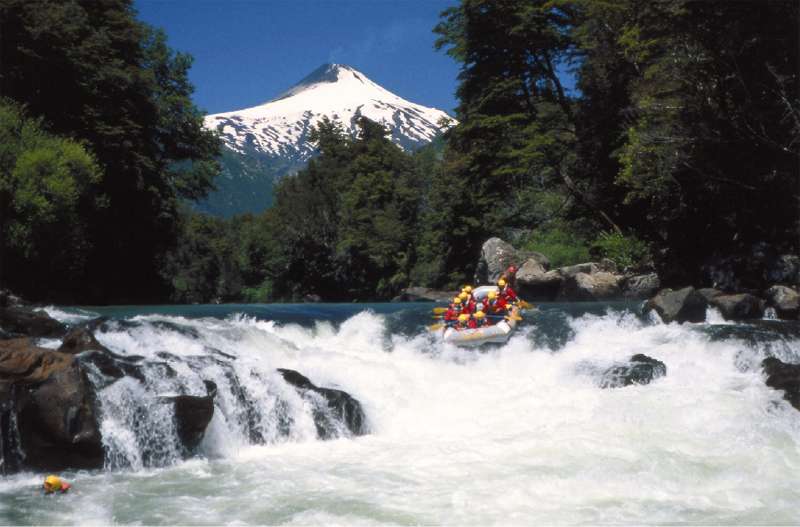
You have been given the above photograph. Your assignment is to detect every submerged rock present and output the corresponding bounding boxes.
[599,354,667,389]
[0,338,103,472]
[160,380,217,451]
[709,293,765,320]
[277,369,367,439]
[645,287,707,324]
[762,357,800,411]
[765,285,799,320]
[0,307,66,339]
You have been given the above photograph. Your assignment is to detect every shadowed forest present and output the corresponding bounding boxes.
[1,0,797,303]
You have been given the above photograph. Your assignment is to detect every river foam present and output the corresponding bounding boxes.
[4,303,800,525]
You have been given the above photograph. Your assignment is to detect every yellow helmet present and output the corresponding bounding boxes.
[464,285,473,293]
[474,311,485,319]
[459,292,468,300]
[488,290,497,299]
[458,313,469,322]
[498,279,507,287]
[44,475,61,491]
[453,297,462,304]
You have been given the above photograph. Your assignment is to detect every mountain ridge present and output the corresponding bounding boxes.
[195,64,454,217]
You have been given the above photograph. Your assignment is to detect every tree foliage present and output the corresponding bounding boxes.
[0,0,220,302]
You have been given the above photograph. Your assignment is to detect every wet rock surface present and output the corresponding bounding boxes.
[762,357,800,411]
[765,285,799,320]
[0,307,66,340]
[645,287,708,324]
[0,338,103,472]
[599,354,667,388]
[709,293,765,320]
[278,368,367,439]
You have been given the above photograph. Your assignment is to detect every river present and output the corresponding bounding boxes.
[1,302,799,525]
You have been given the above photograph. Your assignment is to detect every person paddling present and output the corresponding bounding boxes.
[43,475,71,494]
[444,297,462,327]
[456,313,470,330]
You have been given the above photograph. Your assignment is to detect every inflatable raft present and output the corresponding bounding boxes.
[442,305,521,347]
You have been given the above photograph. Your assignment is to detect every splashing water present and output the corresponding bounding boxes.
[3,302,799,525]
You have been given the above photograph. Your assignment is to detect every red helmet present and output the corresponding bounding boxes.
[507,265,517,274]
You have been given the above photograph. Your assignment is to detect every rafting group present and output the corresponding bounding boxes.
[432,266,530,346]
[441,279,518,330]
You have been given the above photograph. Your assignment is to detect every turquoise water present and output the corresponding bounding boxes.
[3,301,799,525]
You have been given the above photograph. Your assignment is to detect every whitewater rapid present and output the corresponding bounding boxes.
[4,303,800,525]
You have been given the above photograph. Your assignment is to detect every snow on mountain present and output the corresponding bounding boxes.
[204,63,454,164]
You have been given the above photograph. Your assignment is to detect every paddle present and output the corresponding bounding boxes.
[429,323,445,331]
[432,307,448,314]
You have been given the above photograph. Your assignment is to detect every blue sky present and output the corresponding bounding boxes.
[135,0,461,116]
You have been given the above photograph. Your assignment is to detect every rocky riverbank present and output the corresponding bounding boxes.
[0,291,367,474]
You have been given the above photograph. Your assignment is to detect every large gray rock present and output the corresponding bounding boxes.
[159,380,217,452]
[709,293,765,320]
[474,238,547,285]
[517,270,564,300]
[558,262,600,278]
[560,272,621,301]
[0,338,103,472]
[278,369,367,439]
[621,273,660,299]
[392,287,457,303]
[765,285,799,320]
[645,287,708,324]
[58,327,111,355]
[762,357,800,411]
[697,288,724,302]
[765,255,800,285]
[599,354,667,388]
[0,307,66,340]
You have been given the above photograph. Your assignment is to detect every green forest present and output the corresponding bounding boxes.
[1,0,797,304]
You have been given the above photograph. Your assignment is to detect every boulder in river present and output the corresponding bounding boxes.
[0,307,66,340]
[159,380,217,452]
[0,338,103,472]
[277,369,367,439]
[392,287,457,303]
[58,326,111,355]
[764,285,799,320]
[762,357,800,411]
[709,293,765,320]
[559,271,621,301]
[474,237,546,285]
[599,354,667,388]
[516,261,562,301]
[645,287,707,324]
[621,273,661,299]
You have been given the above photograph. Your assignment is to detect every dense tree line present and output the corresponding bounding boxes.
[1,0,796,304]
[0,0,219,302]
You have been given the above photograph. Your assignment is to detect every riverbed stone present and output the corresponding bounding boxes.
[560,271,621,301]
[0,307,66,340]
[160,380,217,451]
[599,354,667,388]
[0,338,103,471]
[765,285,799,320]
[621,273,661,299]
[645,287,707,324]
[709,293,765,320]
[762,357,800,411]
[278,369,366,439]
[474,238,545,285]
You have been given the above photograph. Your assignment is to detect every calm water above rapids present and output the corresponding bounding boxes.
[2,301,799,525]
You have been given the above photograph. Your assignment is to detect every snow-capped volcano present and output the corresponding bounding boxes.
[205,63,453,164]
